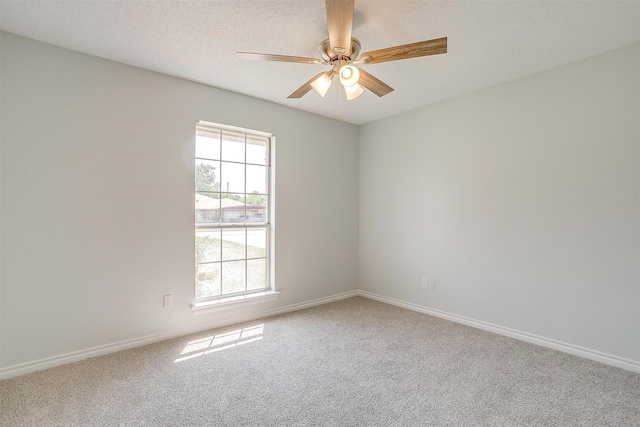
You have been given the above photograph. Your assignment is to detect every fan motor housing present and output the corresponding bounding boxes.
[319,37,361,63]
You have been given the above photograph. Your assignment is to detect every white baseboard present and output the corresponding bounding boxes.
[0,290,358,380]
[3,289,638,379]
[356,290,640,374]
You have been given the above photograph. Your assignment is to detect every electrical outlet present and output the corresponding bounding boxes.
[421,278,429,289]
[163,294,172,308]
[429,279,436,290]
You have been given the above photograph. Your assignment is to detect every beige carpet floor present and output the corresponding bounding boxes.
[1,296,639,426]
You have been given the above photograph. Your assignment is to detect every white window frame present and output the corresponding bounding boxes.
[192,121,278,314]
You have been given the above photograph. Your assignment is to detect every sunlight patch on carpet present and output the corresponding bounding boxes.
[174,324,264,363]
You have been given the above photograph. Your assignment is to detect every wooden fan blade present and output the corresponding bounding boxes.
[325,0,354,53]
[359,37,447,65]
[358,69,394,97]
[287,71,334,99]
[237,52,322,65]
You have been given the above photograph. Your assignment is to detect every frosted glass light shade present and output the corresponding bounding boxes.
[339,65,360,87]
[344,83,363,100]
[310,74,333,97]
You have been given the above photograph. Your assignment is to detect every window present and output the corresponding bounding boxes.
[195,121,273,303]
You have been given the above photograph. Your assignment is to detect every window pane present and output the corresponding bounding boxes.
[220,194,245,223]
[247,228,267,259]
[246,195,267,223]
[222,131,245,163]
[196,263,221,299]
[222,229,246,261]
[195,160,220,192]
[196,131,220,160]
[196,192,220,224]
[220,162,244,194]
[247,259,267,290]
[196,230,221,263]
[246,165,268,195]
[222,260,246,294]
[246,135,268,165]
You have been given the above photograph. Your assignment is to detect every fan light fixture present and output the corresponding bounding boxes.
[310,66,363,100]
[339,65,360,87]
[344,82,364,100]
[310,73,333,97]
[340,65,363,100]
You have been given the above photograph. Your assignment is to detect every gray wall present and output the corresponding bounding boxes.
[2,30,639,372]
[359,43,640,362]
[0,32,359,368]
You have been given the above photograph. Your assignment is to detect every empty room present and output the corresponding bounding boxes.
[1,0,639,425]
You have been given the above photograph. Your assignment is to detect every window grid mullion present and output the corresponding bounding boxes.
[244,133,248,292]
[198,285,269,302]
[196,255,267,268]
[218,130,223,292]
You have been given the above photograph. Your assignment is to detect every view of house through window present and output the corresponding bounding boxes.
[195,121,272,301]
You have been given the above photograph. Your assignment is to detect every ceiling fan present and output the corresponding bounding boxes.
[237,0,447,101]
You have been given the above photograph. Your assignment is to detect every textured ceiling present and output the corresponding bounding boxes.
[1,1,639,124]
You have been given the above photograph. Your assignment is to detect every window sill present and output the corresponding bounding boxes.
[191,291,280,315]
